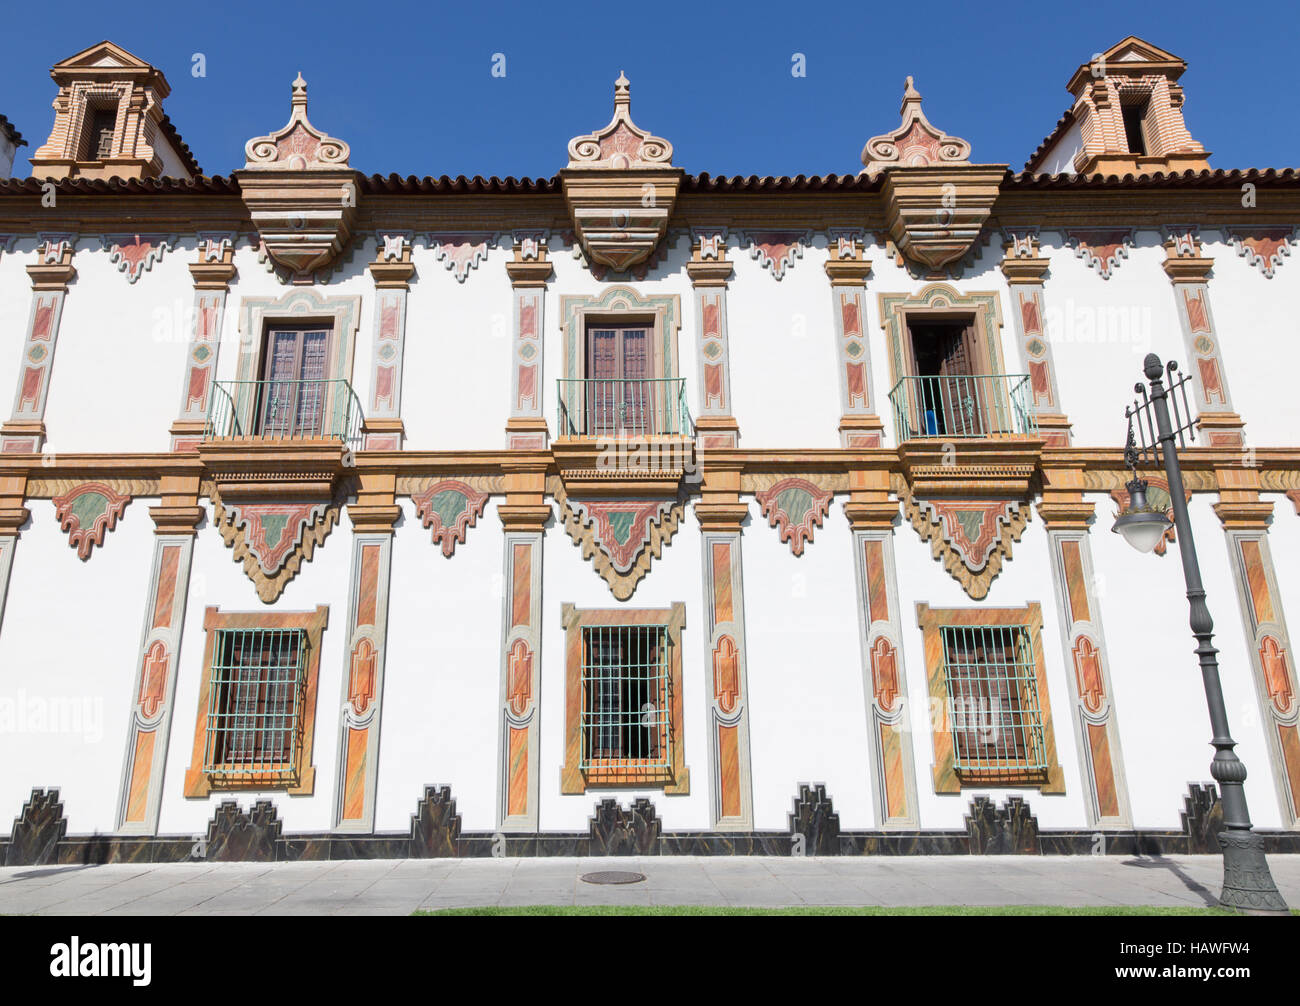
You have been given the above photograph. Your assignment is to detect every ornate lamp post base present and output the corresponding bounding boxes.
[1217,831,1290,915]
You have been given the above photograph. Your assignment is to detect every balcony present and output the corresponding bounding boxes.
[556,378,692,439]
[199,379,365,500]
[205,379,364,447]
[552,378,694,497]
[888,374,1037,443]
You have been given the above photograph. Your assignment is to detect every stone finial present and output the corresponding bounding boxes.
[566,72,673,169]
[860,76,972,174]
[244,73,350,170]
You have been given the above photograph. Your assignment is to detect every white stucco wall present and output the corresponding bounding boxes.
[727,238,840,449]
[40,241,195,453]
[1197,233,1300,447]
[1040,230,1183,447]
[375,498,505,833]
[1034,117,1084,175]
[744,500,874,830]
[0,500,156,835]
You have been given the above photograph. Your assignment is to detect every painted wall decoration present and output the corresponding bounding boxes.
[334,535,394,831]
[1066,229,1133,279]
[1227,225,1293,278]
[117,535,194,833]
[736,230,812,280]
[702,533,754,828]
[852,531,919,827]
[904,493,1031,599]
[1045,527,1131,826]
[211,489,340,603]
[428,232,497,282]
[554,482,684,600]
[497,532,543,830]
[52,481,131,560]
[1224,530,1300,827]
[101,234,174,283]
[754,477,832,557]
[411,479,490,557]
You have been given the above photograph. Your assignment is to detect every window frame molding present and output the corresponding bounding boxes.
[183,605,329,798]
[916,601,1064,794]
[560,601,689,795]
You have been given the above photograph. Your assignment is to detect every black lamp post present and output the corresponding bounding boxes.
[1114,353,1288,915]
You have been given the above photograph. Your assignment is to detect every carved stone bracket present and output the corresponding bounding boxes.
[754,476,832,556]
[410,478,489,557]
[52,480,131,560]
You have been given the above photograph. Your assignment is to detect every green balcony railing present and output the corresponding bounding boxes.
[888,373,1037,442]
[557,378,692,438]
[204,378,364,449]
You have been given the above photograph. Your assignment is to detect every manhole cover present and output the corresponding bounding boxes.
[580,870,646,885]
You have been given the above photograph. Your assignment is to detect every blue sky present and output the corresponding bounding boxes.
[1,1,1294,179]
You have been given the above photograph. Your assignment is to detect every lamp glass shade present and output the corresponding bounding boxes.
[1113,509,1173,554]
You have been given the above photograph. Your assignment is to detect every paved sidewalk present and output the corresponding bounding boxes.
[2,855,1298,915]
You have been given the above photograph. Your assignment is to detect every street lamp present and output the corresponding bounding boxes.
[1114,353,1287,914]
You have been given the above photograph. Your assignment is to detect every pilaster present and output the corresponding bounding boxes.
[688,229,741,449]
[694,469,754,827]
[825,230,885,448]
[496,460,549,830]
[1163,228,1245,448]
[363,233,416,450]
[846,488,919,827]
[504,231,552,451]
[1214,487,1300,827]
[1037,492,1133,828]
[1,238,76,453]
[115,501,201,833]
[999,230,1071,447]
[333,486,398,831]
[171,235,236,451]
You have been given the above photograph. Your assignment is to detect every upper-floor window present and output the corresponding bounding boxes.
[83,106,117,160]
[904,315,997,437]
[1122,96,1150,156]
[255,326,332,437]
[582,322,671,436]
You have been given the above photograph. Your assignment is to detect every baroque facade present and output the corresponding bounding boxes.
[1,37,1299,862]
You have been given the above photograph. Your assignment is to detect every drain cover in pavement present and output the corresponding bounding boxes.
[580,870,646,885]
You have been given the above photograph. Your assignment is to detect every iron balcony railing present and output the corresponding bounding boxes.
[557,377,693,438]
[888,373,1037,442]
[204,378,364,449]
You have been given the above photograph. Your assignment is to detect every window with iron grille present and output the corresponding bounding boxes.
[916,602,1064,794]
[202,627,308,780]
[579,624,671,770]
[561,603,688,794]
[941,624,1048,775]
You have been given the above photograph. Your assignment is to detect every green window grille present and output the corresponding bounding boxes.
[941,624,1048,775]
[202,628,308,779]
[579,625,671,771]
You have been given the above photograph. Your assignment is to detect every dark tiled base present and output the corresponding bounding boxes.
[20,828,1300,865]
[8,782,1300,865]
